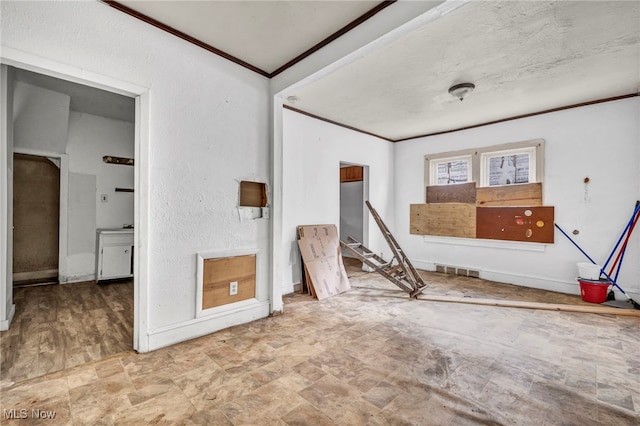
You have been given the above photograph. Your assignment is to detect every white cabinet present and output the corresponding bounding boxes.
[96,229,134,282]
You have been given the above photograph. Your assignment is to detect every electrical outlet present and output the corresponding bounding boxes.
[229,281,238,296]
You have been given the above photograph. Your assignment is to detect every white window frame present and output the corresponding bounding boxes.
[429,154,472,185]
[480,146,536,187]
[425,139,544,192]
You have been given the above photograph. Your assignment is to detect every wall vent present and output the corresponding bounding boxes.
[435,264,480,278]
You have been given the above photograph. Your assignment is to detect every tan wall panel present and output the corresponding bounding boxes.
[203,254,256,309]
[476,183,542,207]
[410,204,476,238]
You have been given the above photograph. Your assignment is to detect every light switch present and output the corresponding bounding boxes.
[101,194,108,203]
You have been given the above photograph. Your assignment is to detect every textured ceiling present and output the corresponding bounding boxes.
[17,1,639,139]
[284,0,640,140]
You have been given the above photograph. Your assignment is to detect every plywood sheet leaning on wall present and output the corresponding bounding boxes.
[476,206,554,243]
[297,224,350,300]
[476,183,542,207]
[426,182,476,204]
[410,204,476,238]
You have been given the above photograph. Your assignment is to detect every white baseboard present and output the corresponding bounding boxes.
[282,283,296,295]
[480,269,578,295]
[0,304,15,331]
[146,300,270,352]
[59,274,95,284]
[410,259,580,296]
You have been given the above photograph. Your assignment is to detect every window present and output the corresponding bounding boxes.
[425,139,543,191]
[480,147,536,187]
[430,155,472,185]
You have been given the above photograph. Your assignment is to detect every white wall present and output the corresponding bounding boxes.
[64,112,134,281]
[394,98,640,298]
[1,1,271,349]
[13,81,69,154]
[67,112,135,229]
[281,109,394,293]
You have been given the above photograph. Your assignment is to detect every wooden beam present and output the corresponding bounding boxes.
[416,294,640,317]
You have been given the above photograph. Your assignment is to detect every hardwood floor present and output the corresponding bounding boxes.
[0,280,133,384]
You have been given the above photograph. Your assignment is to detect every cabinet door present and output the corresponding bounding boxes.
[101,245,132,278]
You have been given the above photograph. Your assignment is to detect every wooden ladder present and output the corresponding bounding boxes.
[340,201,428,298]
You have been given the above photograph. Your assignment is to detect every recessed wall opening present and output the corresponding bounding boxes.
[239,180,267,207]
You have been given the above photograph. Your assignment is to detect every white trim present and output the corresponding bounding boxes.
[480,268,578,295]
[0,65,14,330]
[13,148,69,283]
[147,299,270,351]
[195,248,260,318]
[271,97,285,314]
[410,258,580,296]
[0,304,15,331]
[1,50,150,353]
[422,235,547,252]
[133,91,150,352]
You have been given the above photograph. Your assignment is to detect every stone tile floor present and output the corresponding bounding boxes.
[1,264,638,425]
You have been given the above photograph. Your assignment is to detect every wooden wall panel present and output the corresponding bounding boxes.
[240,181,267,207]
[426,182,476,204]
[340,166,363,183]
[476,183,542,207]
[476,206,554,243]
[410,204,476,238]
[202,254,256,309]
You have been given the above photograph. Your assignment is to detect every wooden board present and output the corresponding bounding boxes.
[416,295,640,317]
[297,224,350,300]
[202,254,256,309]
[410,203,476,238]
[476,206,554,243]
[340,166,363,183]
[425,182,476,204]
[476,183,542,207]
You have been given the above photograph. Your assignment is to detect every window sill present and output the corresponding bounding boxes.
[422,235,547,252]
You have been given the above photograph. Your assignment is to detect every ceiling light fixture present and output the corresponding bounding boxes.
[448,83,475,101]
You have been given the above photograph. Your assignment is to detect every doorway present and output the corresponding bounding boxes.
[339,163,369,266]
[1,64,142,381]
[12,153,60,286]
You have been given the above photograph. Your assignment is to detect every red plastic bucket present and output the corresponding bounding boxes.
[578,278,611,303]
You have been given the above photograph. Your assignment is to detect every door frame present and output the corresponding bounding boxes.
[0,49,151,352]
[12,149,69,284]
